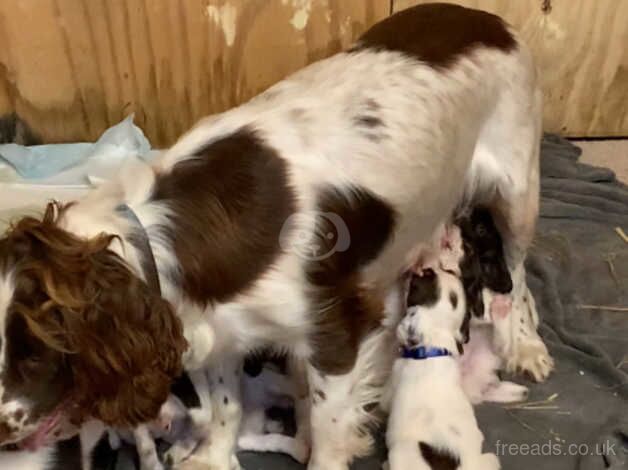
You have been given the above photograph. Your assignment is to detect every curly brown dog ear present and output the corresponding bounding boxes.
[0,203,187,447]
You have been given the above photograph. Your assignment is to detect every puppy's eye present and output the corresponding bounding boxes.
[475,224,486,237]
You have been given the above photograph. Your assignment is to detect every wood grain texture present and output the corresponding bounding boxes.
[394,0,628,137]
[0,0,388,146]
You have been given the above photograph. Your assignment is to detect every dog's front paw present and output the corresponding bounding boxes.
[506,338,554,382]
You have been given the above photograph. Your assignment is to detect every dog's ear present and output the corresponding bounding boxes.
[68,258,187,427]
[8,207,187,427]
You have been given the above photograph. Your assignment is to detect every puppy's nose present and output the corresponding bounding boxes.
[406,326,419,347]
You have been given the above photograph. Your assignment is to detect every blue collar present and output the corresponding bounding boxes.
[401,346,452,360]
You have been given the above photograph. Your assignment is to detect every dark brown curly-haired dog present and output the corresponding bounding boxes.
[0,203,186,450]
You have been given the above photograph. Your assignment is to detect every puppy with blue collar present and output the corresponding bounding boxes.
[384,268,500,470]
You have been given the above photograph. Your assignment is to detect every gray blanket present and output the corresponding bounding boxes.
[100,136,628,469]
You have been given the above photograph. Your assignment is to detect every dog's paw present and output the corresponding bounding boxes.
[483,381,529,403]
[506,338,554,382]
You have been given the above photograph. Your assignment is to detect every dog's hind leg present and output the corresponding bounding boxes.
[471,47,553,382]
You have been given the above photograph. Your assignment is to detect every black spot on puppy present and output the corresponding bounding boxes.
[418,442,460,470]
[407,270,439,307]
[223,396,229,405]
[449,291,458,309]
[354,115,383,128]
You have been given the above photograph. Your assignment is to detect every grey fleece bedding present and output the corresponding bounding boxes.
[100,135,627,469]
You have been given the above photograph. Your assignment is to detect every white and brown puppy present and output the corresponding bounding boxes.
[0,4,551,470]
[385,269,500,470]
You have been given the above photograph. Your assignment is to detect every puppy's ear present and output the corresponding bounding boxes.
[407,271,439,307]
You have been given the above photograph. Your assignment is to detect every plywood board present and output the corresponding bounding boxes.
[394,0,628,137]
[0,0,388,146]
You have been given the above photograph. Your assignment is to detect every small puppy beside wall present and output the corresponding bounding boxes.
[384,269,500,470]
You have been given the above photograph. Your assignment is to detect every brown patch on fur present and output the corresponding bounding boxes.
[306,186,395,375]
[153,128,295,305]
[0,203,187,429]
[418,442,460,469]
[351,3,516,69]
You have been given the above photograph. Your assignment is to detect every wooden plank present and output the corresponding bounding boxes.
[0,0,388,147]
[393,0,628,137]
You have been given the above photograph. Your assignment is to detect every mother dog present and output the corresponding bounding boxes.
[0,4,552,469]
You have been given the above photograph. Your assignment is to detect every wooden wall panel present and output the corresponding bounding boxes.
[0,0,388,147]
[394,0,628,137]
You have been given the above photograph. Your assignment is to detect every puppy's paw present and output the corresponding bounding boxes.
[490,294,512,320]
[189,408,213,435]
[479,452,501,470]
[164,440,199,468]
[483,381,529,403]
[506,338,554,382]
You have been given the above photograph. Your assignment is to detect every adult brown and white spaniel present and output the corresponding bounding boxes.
[0,4,553,469]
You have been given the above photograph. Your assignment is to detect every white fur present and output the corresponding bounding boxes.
[386,270,500,470]
[0,446,55,470]
[459,321,528,405]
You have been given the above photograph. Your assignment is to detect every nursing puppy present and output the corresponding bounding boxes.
[385,270,500,470]
[443,209,529,404]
